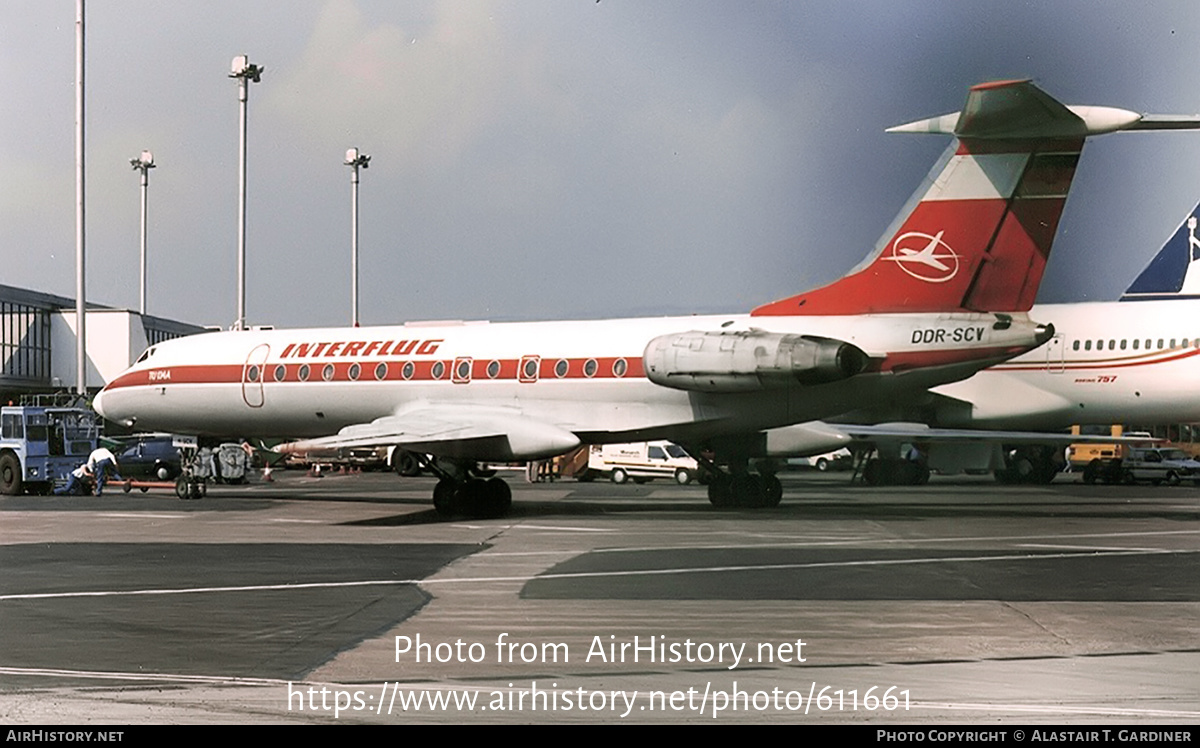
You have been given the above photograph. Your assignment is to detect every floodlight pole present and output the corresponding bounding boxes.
[75,0,87,395]
[344,148,370,327]
[230,55,263,330]
[130,151,155,315]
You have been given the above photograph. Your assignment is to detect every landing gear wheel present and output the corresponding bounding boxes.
[480,477,512,518]
[454,480,485,516]
[393,449,422,477]
[433,479,458,516]
[707,475,733,507]
[761,474,783,507]
[175,476,189,500]
[432,477,513,518]
[730,473,763,507]
[915,464,931,485]
[863,459,881,486]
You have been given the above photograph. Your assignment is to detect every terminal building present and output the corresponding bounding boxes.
[0,283,207,404]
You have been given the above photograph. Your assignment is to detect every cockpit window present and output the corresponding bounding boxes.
[135,346,157,364]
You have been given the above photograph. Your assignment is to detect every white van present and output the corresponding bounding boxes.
[587,441,698,484]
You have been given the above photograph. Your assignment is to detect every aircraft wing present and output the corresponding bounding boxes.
[829,422,1154,445]
[282,404,581,462]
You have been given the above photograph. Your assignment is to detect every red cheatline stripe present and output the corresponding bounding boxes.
[102,357,649,391]
[993,345,1200,372]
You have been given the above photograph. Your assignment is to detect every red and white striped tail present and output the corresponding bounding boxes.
[754,80,1103,317]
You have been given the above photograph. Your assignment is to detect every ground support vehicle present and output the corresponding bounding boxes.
[1105,447,1200,486]
[0,398,99,495]
[585,441,698,485]
[115,435,184,481]
[787,448,853,471]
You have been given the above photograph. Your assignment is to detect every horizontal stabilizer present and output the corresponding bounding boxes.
[889,80,1200,139]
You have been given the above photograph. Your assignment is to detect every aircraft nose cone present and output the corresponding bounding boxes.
[92,387,135,428]
[93,387,110,419]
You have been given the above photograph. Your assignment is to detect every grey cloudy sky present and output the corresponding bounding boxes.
[4,1,1200,329]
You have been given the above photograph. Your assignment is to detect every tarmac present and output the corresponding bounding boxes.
[1,469,1197,724]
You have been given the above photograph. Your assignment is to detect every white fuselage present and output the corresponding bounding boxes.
[94,310,1044,450]
[932,299,1200,428]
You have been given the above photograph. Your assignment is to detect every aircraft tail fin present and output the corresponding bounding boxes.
[753,80,1200,317]
[1120,201,1200,301]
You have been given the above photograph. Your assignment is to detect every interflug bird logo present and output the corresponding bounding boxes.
[886,230,960,283]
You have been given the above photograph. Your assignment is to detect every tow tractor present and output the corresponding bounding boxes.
[0,396,100,495]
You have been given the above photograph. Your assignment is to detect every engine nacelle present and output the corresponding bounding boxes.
[643,330,869,393]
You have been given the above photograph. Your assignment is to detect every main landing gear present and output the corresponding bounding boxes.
[993,446,1061,485]
[859,457,930,486]
[422,456,513,518]
[698,455,783,508]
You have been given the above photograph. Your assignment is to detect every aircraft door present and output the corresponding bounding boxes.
[242,343,271,408]
[1044,334,1064,373]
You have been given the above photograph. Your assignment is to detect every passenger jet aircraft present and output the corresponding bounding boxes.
[95,80,1191,515]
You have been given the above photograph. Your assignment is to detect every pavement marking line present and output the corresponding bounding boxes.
[1017,543,1168,553]
[1,547,1190,602]
[0,666,286,686]
[595,528,1200,554]
[449,523,615,532]
[507,524,617,533]
[94,513,188,519]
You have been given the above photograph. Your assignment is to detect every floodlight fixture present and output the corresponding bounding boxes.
[229,55,263,83]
